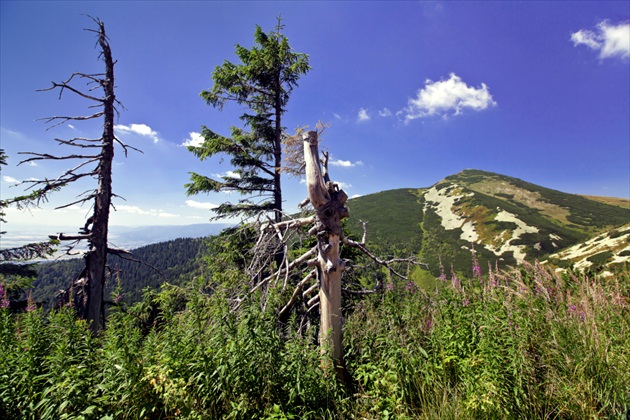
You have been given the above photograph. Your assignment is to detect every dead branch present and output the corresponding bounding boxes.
[278,268,317,319]
[18,152,100,163]
[37,112,105,130]
[37,75,104,102]
[49,232,92,241]
[343,237,426,280]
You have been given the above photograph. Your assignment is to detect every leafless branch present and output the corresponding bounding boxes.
[343,237,427,280]
[37,111,105,130]
[18,152,100,163]
[37,75,104,102]
[278,268,317,319]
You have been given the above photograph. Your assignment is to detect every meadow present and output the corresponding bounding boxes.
[1,260,628,419]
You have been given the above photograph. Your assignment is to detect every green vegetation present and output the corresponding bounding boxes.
[2,261,628,418]
[346,188,423,247]
[449,169,630,230]
[32,238,206,307]
[186,19,310,222]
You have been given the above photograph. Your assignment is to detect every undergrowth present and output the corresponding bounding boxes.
[1,262,628,419]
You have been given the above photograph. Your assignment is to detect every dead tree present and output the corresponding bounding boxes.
[18,17,135,333]
[235,129,424,383]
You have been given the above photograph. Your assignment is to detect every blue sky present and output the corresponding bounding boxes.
[1,1,629,232]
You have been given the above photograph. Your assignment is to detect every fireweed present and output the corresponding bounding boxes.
[0,260,627,418]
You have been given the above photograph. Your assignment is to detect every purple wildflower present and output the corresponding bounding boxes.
[385,282,394,292]
[450,264,461,291]
[487,262,498,288]
[0,284,9,309]
[424,317,433,331]
[405,281,416,293]
[471,244,482,281]
[25,292,36,312]
[462,298,470,307]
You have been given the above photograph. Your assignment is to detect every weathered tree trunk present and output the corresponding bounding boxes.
[303,130,349,381]
[85,23,116,333]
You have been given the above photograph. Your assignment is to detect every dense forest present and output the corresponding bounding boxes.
[31,237,207,306]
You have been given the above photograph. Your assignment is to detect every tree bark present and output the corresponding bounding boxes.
[86,21,115,334]
[302,130,349,382]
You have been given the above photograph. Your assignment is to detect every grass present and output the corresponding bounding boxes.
[1,262,628,419]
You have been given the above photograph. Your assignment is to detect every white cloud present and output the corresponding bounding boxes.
[357,108,371,122]
[3,176,19,183]
[213,170,241,179]
[332,113,342,120]
[350,194,363,199]
[67,124,75,130]
[185,199,219,210]
[336,181,352,190]
[330,159,364,168]
[117,205,150,215]
[117,205,177,218]
[181,131,204,147]
[379,107,392,117]
[115,123,160,143]
[402,73,496,121]
[571,21,630,60]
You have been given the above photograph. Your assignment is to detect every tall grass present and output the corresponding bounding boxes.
[1,262,628,419]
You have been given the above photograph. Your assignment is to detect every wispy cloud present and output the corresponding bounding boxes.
[117,205,177,218]
[181,131,204,147]
[185,199,219,210]
[336,181,352,190]
[571,21,630,60]
[357,108,371,122]
[330,159,364,168]
[401,73,496,121]
[3,176,19,184]
[378,107,392,117]
[115,123,160,143]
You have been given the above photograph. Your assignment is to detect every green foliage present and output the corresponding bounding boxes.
[31,237,207,307]
[2,260,628,418]
[187,20,310,221]
[346,170,629,278]
[448,169,630,230]
[346,188,423,247]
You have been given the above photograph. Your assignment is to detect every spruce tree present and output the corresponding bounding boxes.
[186,19,310,223]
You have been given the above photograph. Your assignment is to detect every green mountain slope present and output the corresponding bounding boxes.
[345,188,423,246]
[347,169,629,277]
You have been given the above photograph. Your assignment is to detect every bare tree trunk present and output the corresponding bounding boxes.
[303,130,349,381]
[85,23,116,333]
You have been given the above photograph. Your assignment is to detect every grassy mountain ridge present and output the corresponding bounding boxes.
[347,169,629,278]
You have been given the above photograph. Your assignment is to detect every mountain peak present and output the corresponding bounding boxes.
[347,170,629,277]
